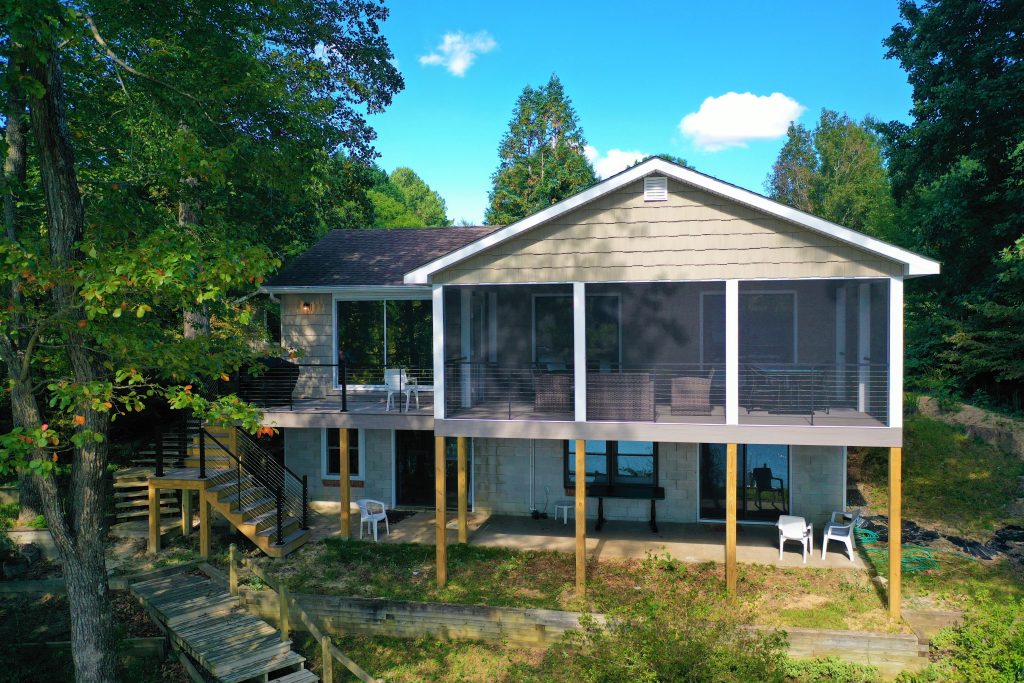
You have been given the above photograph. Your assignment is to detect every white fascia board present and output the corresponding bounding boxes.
[260,285,432,300]
[402,158,941,283]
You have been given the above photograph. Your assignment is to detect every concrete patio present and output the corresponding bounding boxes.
[304,503,867,570]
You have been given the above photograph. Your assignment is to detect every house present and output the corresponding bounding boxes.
[258,157,939,616]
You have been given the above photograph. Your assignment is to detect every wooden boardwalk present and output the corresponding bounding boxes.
[131,571,318,683]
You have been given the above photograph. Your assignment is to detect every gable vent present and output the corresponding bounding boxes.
[644,176,668,202]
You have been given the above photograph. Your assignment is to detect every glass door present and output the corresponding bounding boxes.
[699,444,789,522]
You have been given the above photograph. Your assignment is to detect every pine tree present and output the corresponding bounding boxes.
[485,75,597,225]
[765,122,816,213]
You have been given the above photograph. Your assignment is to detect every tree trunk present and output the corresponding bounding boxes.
[27,45,118,683]
[3,57,44,521]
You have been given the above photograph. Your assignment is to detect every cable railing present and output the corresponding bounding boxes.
[443,362,576,420]
[236,361,433,413]
[739,362,890,425]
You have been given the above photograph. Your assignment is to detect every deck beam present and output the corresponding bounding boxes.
[435,436,448,588]
[199,489,210,560]
[181,490,192,537]
[148,482,160,554]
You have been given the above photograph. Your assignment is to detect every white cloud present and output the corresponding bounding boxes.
[584,145,648,179]
[419,31,497,77]
[679,92,805,151]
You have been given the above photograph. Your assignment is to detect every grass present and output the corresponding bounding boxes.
[851,414,1024,539]
[252,541,900,633]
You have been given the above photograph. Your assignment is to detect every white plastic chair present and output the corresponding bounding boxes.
[384,368,419,411]
[356,498,389,541]
[822,511,859,562]
[777,514,813,563]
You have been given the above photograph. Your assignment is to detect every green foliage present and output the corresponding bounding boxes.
[919,596,1024,682]
[783,657,880,683]
[547,586,788,683]
[368,166,450,227]
[486,74,597,225]
[765,110,895,239]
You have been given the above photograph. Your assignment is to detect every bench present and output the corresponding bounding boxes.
[586,484,666,532]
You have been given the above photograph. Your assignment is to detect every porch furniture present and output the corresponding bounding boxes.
[384,368,419,412]
[534,372,573,413]
[822,510,860,562]
[554,499,574,524]
[587,483,665,532]
[744,366,829,422]
[777,514,813,563]
[751,464,785,510]
[670,368,716,415]
[587,373,655,421]
[356,498,390,541]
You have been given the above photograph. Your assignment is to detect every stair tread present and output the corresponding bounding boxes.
[273,670,319,683]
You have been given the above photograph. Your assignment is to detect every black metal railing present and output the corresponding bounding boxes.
[739,362,890,425]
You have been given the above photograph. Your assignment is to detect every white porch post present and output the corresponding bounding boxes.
[725,280,739,424]
[432,285,445,420]
[888,277,904,429]
[460,289,472,408]
[857,283,871,413]
[573,282,587,422]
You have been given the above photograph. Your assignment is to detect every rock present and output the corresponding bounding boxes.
[872,575,888,588]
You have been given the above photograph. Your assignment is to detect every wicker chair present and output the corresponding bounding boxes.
[671,368,716,415]
[587,373,654,421]
[533,373,574,413]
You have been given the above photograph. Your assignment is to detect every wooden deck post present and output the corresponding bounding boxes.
[228,543,238,596]
[199,488,210,560]
[575,438,587,596]
[889,446,902,620]
[435,436,448,588]
[279,583,290,642]
[725,443,738,596]
[457,436,468,544]
[181,490,192,537]
[321,635,333,683]
[148,481,160,554]
[339,428,351,540]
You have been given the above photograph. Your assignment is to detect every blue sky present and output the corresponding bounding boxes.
[368,1,914,225]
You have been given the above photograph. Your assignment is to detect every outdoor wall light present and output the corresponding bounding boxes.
[301,301,312,313]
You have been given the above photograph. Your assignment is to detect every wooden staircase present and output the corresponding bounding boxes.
[203,469,310,558]
[131,571,318,683]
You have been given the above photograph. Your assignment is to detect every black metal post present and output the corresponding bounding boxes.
[301,475,308,530]
[179,414,188,466]
[275,485,284,545]
[198,428,207,479]
[155,427,164,478]
[340,353,348,413]
[235,458,241,514]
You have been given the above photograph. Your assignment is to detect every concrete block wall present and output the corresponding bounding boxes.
[283,427,394,506]
[789,446,846,528]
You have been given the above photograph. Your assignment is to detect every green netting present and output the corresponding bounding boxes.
[854,526,978,573]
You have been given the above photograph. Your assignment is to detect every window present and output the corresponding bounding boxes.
[565,440,657,488]
[323,428,362,479]
[699,444,789,522]
[335,299,432,384]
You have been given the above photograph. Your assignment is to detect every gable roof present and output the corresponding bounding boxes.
[263,226,499,290]
[403,158,940,284]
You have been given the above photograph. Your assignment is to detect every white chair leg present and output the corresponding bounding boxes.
[846,538,854,562]
[404,392,410,411]
[779,538,784,561]
[384,516,390,536]
[822,537,828,560]
[386,393,392,411]
[372,520,378,542]
[359,521,364,540]
[414,390,420,409]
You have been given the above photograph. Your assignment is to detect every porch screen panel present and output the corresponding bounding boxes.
[385,299,433,370]
[336,300,384,375]
[533,294,574,367]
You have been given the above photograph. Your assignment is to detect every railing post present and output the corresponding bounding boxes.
[235,458,241,514]
[279,582,289,642]
[275,485,284,545]
[301,475,309,530]
[321,635,333,683]
[198,427,207,479]
[228,543,238,596]
[155,427,164,478]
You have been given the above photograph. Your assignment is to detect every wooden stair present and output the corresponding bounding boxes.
[131,571,318,683]
[203,469,310,559]
[113,467,180,524]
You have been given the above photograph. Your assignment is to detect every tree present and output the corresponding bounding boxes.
[0,1,401,680]
[368,166,450,228]
[880,0,1024,405]
[765,110,895,240]
[485,75,597,225]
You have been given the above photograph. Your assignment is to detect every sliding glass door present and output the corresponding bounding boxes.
[699,444,790,522]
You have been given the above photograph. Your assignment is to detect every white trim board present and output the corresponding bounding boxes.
[403,158,940,284]
[320,427,366,481]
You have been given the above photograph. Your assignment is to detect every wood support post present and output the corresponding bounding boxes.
[181,490,192,537]
[199,489,210,560]
[889,446,902,620]
[575,438,587,596]
[457,436,468,544]
[725,443,738,596]
[279,583,290,642]
[339,428,350,539]
[321,635,333,683]
[435,436,448,588]
[228,543,238,596]
[148,482,160,554]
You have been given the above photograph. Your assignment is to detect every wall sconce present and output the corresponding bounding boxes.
[300,301,312,313]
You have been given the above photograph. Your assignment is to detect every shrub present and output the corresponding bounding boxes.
[784,656,880,682]
[920,595,1024,682]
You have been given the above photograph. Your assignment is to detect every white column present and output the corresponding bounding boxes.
[460,289,472,408]
[573,282,587,422]
[857,283,871,414]
[432,285,446,420]
[888,277,904,429]
[725,280,739,425]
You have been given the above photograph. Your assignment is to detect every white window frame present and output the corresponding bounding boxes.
[321,427,366,482]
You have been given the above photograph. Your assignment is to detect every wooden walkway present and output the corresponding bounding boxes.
[131,571,318,683]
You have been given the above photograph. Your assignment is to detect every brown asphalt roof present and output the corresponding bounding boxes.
[264,226,500,288]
